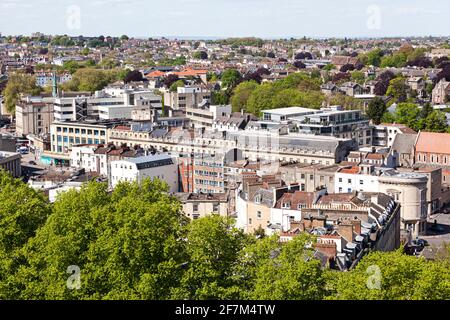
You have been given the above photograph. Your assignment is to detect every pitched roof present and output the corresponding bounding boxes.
[274,191,316,209]
[392,133,417,154]
[415,131,450,154]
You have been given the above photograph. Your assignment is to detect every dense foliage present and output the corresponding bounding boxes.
[0,170,449,300]
[3,72,41,113]
[230,72,324,115]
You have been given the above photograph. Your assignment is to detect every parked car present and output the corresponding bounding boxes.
[412,239,428,247]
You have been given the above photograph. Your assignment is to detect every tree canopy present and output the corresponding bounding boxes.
[3,72,41,113]
[0,170,449,300]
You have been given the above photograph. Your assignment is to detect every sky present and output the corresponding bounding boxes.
[0,0,449,39]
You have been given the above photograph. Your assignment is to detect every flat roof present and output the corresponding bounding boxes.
[261,107,315,115]
[122,153,173,165]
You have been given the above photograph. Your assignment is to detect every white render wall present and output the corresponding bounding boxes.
[110,158,179,193]
[70,146,108,176]
[334,172,380,193]
[98,105,133,120]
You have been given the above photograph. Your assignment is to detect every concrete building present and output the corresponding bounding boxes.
[45,119,126,165]
[279,162,339,192]
[163,85,211,110]
[186,104,232,128]
[391,132,417,168]
[175,193,229,219]
[110,153,179,192]
[15,96,54,136]
[373,123,416,148]
[334,165,428,237]
[290,106,373,147]
[0,151,21,177]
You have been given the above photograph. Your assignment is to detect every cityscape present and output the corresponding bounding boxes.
[0,0,449,307]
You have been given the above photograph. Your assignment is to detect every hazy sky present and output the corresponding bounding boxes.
[0,0,449,38]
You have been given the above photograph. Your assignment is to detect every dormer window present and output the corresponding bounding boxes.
[297,203,306,209]
[255,194,262,204]
[282,201,291,209]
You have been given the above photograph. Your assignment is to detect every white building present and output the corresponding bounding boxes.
[186,104,232,128]
[110,154,179,192]
[334,165,428,236]
[262,107,315,122]
[70,145,108,176]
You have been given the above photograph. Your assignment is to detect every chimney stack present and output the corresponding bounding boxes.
[337,221,354,243]
[351,218,361,235]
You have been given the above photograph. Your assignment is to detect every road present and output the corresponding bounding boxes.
[422,213,450,247]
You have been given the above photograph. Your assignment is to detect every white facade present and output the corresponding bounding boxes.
[110,154,179,193]
[98,105,134,120]
[335,171,380,193]
[334,168,428,236]
[70,145,108,177]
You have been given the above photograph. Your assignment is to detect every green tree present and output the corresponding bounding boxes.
[350,71,365,84]
[323,64,335,71]
[8,179,188,300]
[169,80,185,92]
[365,49,383,67]
[366,97,387,125]
[61,68,117,92]
[0,170,50,299]
[386,77,409,103]
[249,234,325,300]
[329,250,450,300]
[172,215,247,300]
[380,52,407,68]
[391,102,420,130]
[424,110,448,133]
[211,91,230,105]
[230,81,259,112]
[3,72,41,113]
[246,83,277,115]
[221,69,242,89]
[62,60,82,74]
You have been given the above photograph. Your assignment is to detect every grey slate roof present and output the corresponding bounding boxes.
[391,133,417,154]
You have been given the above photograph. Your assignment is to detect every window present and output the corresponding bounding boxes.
[338,187,342,192]
[338,177,342,182]
[282,202,291,209]
[248,218,252,225]
[359,180,363,185]
[193,204,198,212]
[213,204,219,212]
[348,179,352,184]
[257,211,262,219]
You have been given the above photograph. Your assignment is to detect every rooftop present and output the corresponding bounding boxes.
[261,106,315,115]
